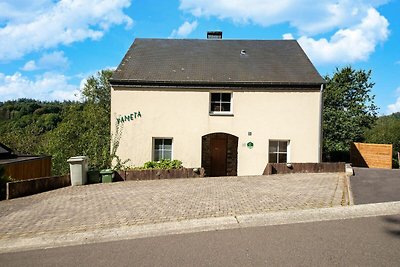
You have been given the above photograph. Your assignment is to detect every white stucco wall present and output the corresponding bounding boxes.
[111,87,322,175]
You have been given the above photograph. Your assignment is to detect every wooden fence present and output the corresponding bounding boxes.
[350,142,392,169]
[2,156,52,180]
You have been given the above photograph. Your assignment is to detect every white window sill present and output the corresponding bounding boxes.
[209,112,234,117]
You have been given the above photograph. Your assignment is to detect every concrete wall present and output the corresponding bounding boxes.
[111,87,322,175]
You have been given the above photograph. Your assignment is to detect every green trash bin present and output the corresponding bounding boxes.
[100,169,114,183]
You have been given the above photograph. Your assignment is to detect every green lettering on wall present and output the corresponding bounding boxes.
[117,111,142,124]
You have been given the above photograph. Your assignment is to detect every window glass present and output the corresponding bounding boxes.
[279,154,287,163]
[210,93,232,113]
[268,140,289,163]
[269,153,277,163]
[269,141,278,153]
[154,150,162,161]
[153,138,172,161]
[211,102,221,111]
[163,151,172,160]
[211,93,220,101]
[221,93,231,101]
[279,141,288,152]
[221,103,231,111]
[154,139,163,149]
[163,139,172,150]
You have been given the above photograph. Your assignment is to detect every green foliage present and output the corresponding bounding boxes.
[140,159,183,170]
[0,69,115,175]
[44,70,114,174]
[364,114,400,168]
[323,66,378,161]
[82,69,112,111]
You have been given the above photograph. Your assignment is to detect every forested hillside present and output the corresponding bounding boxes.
[0,70,113,175]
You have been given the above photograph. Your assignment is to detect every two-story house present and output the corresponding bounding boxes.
[110,33,325,176]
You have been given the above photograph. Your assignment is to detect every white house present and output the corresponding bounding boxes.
[110,33,325,176]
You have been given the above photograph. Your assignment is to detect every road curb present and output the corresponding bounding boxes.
[1,201,399,254]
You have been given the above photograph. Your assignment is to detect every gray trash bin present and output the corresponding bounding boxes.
[67,156,88,186]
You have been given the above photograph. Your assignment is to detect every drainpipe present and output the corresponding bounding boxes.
[318,83,324,163]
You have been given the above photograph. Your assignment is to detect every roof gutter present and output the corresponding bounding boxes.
[109,79,325,89]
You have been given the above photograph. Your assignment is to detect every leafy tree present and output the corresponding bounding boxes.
[323,66,378,161]
[364,114,400,167]
[45,70,113,174]
[82,69,113,111]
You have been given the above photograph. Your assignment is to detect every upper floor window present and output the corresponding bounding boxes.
[269,140,290,163]
[210,93,232,115]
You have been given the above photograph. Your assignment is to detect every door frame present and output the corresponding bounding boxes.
[201,132,238,177]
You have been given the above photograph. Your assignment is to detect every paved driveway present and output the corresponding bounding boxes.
[351,167,400,204]
[0,173,347,243]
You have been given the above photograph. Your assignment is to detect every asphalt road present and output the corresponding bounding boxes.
[1,214,399,266]
[351,167,400,204]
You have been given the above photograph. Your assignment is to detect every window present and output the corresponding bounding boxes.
[153,138,172,161]
[210,93,232,114]
[269,140,289,163]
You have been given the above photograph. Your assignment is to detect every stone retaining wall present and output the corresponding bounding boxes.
[6,175,70,200]
[263,162,345,175]
[117,168,205,181]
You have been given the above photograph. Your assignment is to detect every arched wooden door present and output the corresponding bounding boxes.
[202,133,238,177]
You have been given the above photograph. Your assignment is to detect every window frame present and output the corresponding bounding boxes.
[268,140,290,163]
[209,92,233,116]
[152,138,173,161]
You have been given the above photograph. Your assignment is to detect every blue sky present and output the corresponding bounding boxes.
[0,0,399,114]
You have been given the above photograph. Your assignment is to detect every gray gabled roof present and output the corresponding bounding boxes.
[110,38,325,88]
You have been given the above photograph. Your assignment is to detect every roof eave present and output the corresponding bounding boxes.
[109,79,326,89]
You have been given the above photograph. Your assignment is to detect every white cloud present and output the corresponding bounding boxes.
[0,72,81,101]
[297,8,389,64]
[170,21,198,38]
[179,0,387,34]
[282,33,294,40]
[179,0,390,65]
[387,87,400,114]
[22,51,69,71]
[21,60,37,71]
[0,0,133,61]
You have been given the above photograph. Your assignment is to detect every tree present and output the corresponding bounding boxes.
[81,69,113,111]
[45,70,113,174]
[0,70,114,175]
[323,66,378,161]
[364,114,400,167]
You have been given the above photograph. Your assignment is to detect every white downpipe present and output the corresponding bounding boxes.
[318,84,324,162]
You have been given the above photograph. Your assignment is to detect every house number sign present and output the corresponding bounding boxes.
[117,111,142,124]
[247,142,254,149]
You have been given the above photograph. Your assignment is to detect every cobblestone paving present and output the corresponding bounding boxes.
[0,173,347,240]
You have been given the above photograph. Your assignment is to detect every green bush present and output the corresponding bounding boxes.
[140,159,183,170]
